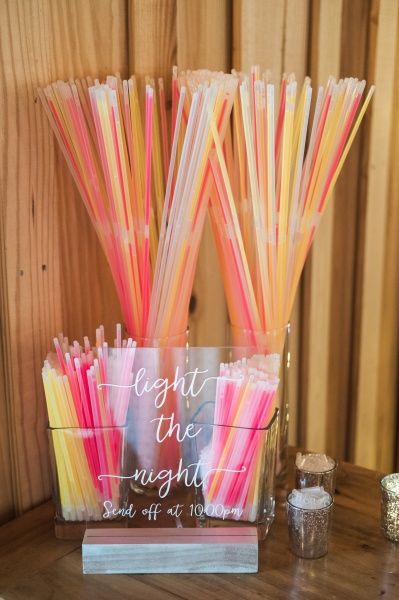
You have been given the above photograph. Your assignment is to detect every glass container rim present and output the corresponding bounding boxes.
[128,344,285,351]
[193,407,279,432]
[131,329,188,346]
[295,455,338,476]
[46,344,287,352]
[230,322,291,337]
[380,473,399,493]
[47,424,128,432]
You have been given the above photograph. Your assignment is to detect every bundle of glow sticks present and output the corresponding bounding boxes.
[208,70,375,342]
[38,71,237,342]
[39,68,374,522]
[200,354,279,522]
[43,324,136,520]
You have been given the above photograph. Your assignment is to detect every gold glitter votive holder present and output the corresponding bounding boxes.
[380,473,399,542]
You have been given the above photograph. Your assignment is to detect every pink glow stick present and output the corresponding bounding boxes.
[301,91,332,213]
[317,92,362,212]
[209,153,258,335]
[171,67,178,144]
[53,337,66,374]
[64,353,85,427]
[141,86,154,335]
[205,356,279,513]
[87,370,111,500]
[158,78,170,183]
[74,357,93,427]
[226,385,277,506]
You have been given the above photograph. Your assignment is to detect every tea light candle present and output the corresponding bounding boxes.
[380,473,399,542]
[296,452,335,472]
[295,453,337,496]
[288,486,331,509]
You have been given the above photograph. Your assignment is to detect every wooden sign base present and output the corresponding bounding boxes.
[82,527,258,574]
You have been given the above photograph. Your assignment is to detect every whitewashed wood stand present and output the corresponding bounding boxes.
[82,527,258,574]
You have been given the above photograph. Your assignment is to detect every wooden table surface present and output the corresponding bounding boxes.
[0,458,398,599]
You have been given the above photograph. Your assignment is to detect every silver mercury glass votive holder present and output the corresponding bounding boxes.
[295,453,337,497]
[286,490,334,559]
[380,473,399,542]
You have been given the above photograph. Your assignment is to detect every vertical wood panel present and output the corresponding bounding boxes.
[326,0,370,460]
[389,37,399,475]
[233,0,285,74]
[233,0,309,445]
[177,0,230,70]
[0,311,13,523]
[177,0,231,345]
[282,0,309,445]
[354,0,399,470]
[129,0,176,98]
[0,0,126,515]
[302,0,343,453]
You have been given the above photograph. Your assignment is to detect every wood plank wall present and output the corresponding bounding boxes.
[176,0,230,347]
[302,0,343,460]
[0,0,398,521]
[353,0,399,470]
[0,0,126,521]
[232,0,309,452]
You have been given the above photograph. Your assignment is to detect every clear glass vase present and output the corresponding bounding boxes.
[126,345,280,534]
[131,331,189,348]
[229,323,290,483]
[127,340,189,502]
[192,409,279,540]
[48,425,129,538]
[47,344,281,535]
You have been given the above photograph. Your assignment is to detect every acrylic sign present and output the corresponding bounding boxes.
[93,346,280,529]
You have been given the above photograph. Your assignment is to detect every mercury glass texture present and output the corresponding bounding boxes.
[295,455,337,497]
[380,474,399,542]
[286,494,333,558]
